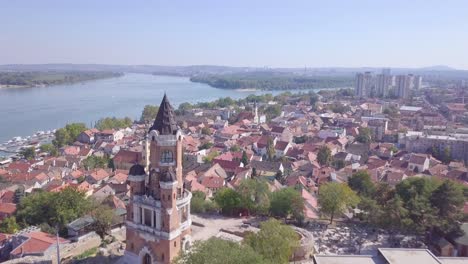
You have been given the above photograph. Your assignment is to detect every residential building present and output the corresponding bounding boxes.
[396,74,414,99]
[355,72,373,98]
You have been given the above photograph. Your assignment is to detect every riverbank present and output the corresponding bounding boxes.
[0,130,55,158]
[0,73,340,144]
[0,71,123,89]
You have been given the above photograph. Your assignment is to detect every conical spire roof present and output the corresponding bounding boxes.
[149,94,177,135]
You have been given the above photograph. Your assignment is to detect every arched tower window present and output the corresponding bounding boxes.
[161,150,174,163]
[143,253,151,264]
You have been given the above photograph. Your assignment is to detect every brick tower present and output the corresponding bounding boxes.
[123,94,192,264]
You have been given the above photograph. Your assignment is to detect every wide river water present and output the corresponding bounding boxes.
[0,73,328,145]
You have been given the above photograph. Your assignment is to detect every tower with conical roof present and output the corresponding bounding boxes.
[123,94,192,264]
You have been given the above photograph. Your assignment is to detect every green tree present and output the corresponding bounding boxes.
[318,182,359,223]
[53,128,71,148]
[214,188,242,216]
[95,117,132,130]
[140,105,159,123]
[16,187,91,232]
[0,216,20,234]
[309,92,319,109]
[175,238,268,264]
[237,179,270,215]
[66,123,87,141]
[198,142,213,150]
[203,150,219,163]
[82,155,111,170]
[332,159,345,170]
[252,167,257,177]
[245,219,299,264]
[191,191,208,214]
[241,150,249,165]
[264,105,282,120]
[348,171,375,197]
[317,146,332,166]
[270,188,304,221]
[229,145,240,152]
[39,143,58,156]
[53,123,87,147]
[356,127,373,143]
[275,170,284,183]
[201,127,212,136]
[379,195,412,234]
[13,187,25,204]
[441,147,452,164]
[89,204,115,239]
[177,102,193,115]
[266,138,276,161]
[19,147,35,160]
[430,180,465,237]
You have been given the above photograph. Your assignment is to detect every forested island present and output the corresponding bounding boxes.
[0,71,123,88]
[189,72,354,90]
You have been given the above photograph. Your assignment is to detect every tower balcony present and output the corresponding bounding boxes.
[155,135,177,146]
[176,190,192,207]
[133,194,162,208]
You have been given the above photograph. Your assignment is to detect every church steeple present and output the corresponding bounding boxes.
[149,93,177,135]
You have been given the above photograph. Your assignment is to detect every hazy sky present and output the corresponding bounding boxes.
[2,0,468,69]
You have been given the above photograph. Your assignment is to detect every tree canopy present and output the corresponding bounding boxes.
[245,219,299,264]
[318,182,360,223]
[53,123,87,148]
[317,146,332,166]
[95,117,132,130]
[214,188,242,216]
[354,176,466,239]
[16,187,91,234]
[175,238,268,264]
[19,147,36,160]
[270,187,304,221]
[140,105,159,123]
[356,127,373,143]
[348,171,375,197]
[237,179,270,215]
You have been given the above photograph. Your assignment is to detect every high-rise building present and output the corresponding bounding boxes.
[376,74,392,97]
[124,94,192,264]
[355,72,373,98]
[396,74,414,99]
[413,75,422,90]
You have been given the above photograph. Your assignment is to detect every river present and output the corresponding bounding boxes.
[0,73,327,147]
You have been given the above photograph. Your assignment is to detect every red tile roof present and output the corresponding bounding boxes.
[0,203,16,214]
[113,149,142,164]
[201,176,225,189]
[89,169,110,181]
[10,231,69,256]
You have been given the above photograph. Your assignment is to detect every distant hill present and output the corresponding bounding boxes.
[418,65,457,71]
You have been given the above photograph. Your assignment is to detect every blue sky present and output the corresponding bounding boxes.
[1,0,468,69]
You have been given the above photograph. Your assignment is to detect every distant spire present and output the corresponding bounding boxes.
[149,94,177,135]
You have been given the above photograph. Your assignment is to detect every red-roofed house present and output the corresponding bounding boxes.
[0,203,16,220]
[201,176,225,194]
[86,169,110,185]
[77,128,100,144]
[108,172,129,193]
[274,141,291,157]
[0,190,14,204]
[9,231,69,259]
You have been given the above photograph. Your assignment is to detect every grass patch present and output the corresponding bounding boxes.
[74,247,99,260]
